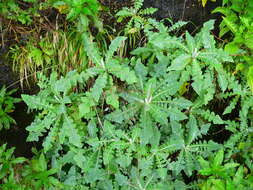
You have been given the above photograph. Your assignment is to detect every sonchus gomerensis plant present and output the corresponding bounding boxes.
[21,19,253,189]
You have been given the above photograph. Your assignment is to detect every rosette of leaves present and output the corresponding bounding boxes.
[132,20,233,124]
[21,35,137,150]
[21,35,139,187]
[105,66,221,177]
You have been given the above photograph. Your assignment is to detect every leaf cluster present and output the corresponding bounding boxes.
[213,0,253,92]
[0,86,20,130]
[0,144,62,190]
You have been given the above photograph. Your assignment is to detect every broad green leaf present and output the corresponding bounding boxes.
[222,16,238,34]
[171,98,192,109]
[87,119,98,138]
[91,73,107,102]
[32,153,47,172]
[106,87,119,109]
[82,32,103,66]
[79,103,90,117]
[224,42,240,54]
[107,61,137,84]
[43,126,58,152]
[22,94,51,110]
[191,61,203,95]
[186,115,199,144]
[198,156,210,169]
[218,71,228,92]
[115,173,128,186]
[168,54,191,71]
[223,162,239,170]
[212,179,226,190]
[169,107,187,121]
[61,116,82,147]
[213,149,224,167]
[185,31,195,53]
[79,97,95,118]
[74,152,86,170]
[12,157,26,164]
[106,36,127,61]
[140,115,153,145]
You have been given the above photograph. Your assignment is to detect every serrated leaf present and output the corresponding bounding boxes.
[107,62,137,84]
[168,54,191,71]
[106,88,119,109]
[186,115,199,144]
[185,31,195,53]
[82,32,103,66]
[169,107,187,121]
[172,97,192,109]
[22,94,51,110]
[106,36,127,61]
[91,73,107,102]
[74,152,86,170]
[61,117,82,147]
[32,153,47,172]
[218,72,228,92]
[87,119,98,138]
[213,149,224,167]
[222,16,238,34]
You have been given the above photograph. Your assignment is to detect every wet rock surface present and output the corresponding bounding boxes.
[144,0,221,24]
[0,46,19,89]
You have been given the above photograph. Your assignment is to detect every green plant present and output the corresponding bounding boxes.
[0,144,62,190]
[0,86,20,130]
[212,0,253,92]
[9,29,87,88]
[0,0,40,25]
[116,0,157,34]
[0,144,27,189]
[51,0,102,31]
[198,149,253,190]
[115,0,157,55]
[22,152,63,189]
[20,19,249,189]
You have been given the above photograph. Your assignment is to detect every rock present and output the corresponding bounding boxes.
[143,0,221,31]
[0,46,19,90]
